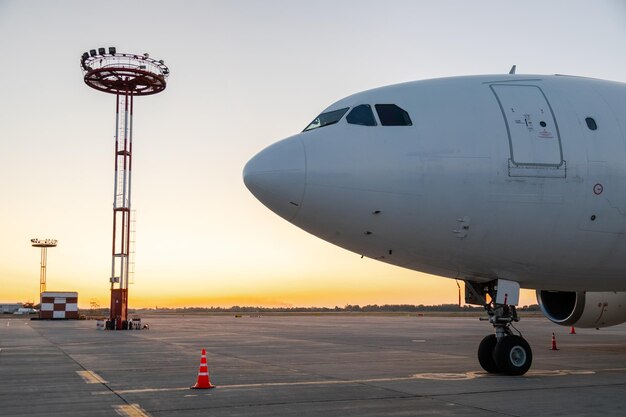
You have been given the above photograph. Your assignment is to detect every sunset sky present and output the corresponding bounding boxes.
[1,1,625,308]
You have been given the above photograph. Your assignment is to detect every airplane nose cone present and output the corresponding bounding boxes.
[243,137,306,221]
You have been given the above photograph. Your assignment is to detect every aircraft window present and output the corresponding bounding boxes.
[375,104,412,126]
[585,117,598,131]
[346,104,377,126]
[303,107,349,132]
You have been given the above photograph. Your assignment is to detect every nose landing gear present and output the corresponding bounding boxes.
[466,279,533,376]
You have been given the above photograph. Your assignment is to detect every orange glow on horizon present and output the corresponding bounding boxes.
[0,265,538,310]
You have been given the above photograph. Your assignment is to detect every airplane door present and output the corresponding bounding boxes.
[491,84,566,178]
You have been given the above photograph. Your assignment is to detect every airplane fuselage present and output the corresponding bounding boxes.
[245,74,626,293]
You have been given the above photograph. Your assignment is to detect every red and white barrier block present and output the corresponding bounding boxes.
[40,291,78,319]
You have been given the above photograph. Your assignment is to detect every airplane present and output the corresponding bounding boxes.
[13,307,37,315]
[243,70,626,376]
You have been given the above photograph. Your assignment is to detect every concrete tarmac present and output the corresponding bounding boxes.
[1,314,626,416]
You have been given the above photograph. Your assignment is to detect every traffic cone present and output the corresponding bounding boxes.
[191,348,215,389]
[570,326,576,334]
[550,332,559,350]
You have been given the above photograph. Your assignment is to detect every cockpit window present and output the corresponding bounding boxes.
[346,104,377,126]
[303,107,349,132]
[375,104,412,126]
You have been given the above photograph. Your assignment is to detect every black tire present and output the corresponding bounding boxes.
[493,335,532,376]
[477,334,500,373]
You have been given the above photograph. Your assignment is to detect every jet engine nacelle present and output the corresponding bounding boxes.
[537,290,626,328]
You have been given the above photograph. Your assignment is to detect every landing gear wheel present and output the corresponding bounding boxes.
[477,334,500,373]
[493,335,532,376]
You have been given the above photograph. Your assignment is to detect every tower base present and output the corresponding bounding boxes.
[110,288,128,329]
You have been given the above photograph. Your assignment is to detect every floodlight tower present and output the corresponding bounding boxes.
[30,238,57,296]
[80,47,169,328]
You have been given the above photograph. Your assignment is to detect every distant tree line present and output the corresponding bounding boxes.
[79,304,540,314]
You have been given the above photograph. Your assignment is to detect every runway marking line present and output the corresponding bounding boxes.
[90,368,616,396]
[113,404,152,417]
[77,370,107,384]
[90,375,479,395]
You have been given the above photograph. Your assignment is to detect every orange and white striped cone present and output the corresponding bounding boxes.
[191,348,215,389]
[550,332,559,351]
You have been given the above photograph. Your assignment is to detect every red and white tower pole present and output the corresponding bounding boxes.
[109,88,133,327]
[81,47,169,329]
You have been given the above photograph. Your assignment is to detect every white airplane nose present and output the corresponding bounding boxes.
[243,137,306,221]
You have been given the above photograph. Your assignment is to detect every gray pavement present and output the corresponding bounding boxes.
[1,314,626,416]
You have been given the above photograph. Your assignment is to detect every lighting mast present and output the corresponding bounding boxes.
[80,47,169,329]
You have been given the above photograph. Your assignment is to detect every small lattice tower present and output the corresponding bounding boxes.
[80,47,169,328]
[30,238,57,296]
